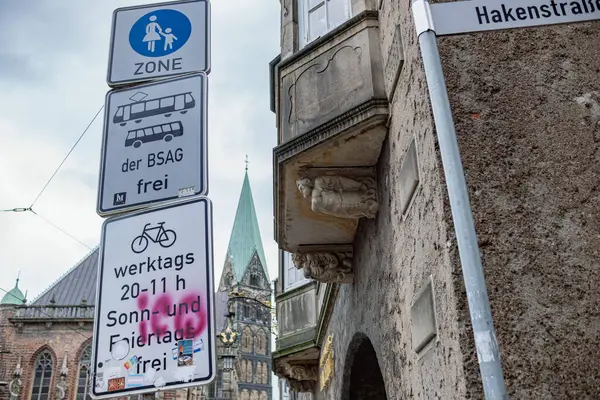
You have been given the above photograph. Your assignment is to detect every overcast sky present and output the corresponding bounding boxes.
[0,0,280,300]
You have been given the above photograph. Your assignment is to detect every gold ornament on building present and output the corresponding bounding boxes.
[319,335,334,391]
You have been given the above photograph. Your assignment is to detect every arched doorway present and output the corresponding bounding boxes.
[342,333,388,400]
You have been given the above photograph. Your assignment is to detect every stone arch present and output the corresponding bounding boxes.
[250,389,259,400]
[241,389,250,400]
[246,360,254,383]
[256,329,267,354]
[243,326,253,352]
[28,344,57,370]
[242,359,249,382]
[259,390,268,400]
[74,339,93,398]
[341,333,388,400]
[73,338,92,363]
[263,362,269,384]
[28,345,57,400]
[253,334,258,354]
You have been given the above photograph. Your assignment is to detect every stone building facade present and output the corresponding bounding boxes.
[269,0,600,399]
[0,252,104,400]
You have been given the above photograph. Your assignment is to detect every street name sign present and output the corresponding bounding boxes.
[91,197,215,399]
[429,0,600,36]
[97,73,207,216]
[107,0,210,87]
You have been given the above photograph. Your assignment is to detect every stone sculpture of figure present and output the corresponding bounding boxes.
[9,378,21,400]
[287,364,319,381]
[292,252,353,284]
[296,175,378,219]
[55,378,67,400]
[55,353,69,400]
[9,357,22,400]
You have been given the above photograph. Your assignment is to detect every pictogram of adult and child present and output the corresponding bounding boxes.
[143,15,177,53]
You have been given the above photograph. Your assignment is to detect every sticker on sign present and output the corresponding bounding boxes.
[96,73,207,216]
[107,0,210,86]
[91,197,215,399]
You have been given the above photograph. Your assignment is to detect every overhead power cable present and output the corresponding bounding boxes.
[0,105,104,249]
[29,105,105,208]
[33,212,93,251]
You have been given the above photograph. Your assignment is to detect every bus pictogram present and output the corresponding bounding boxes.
[125,121,183,148]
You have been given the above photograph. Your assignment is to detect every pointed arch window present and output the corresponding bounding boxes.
[257,330,267,355]
[31,351,53,400]
[250,273,260,287]
[76,344,92,399]
[243,327,253,352]
[246,360,253,383]
[241,389,250,400]
[241,360,248,382]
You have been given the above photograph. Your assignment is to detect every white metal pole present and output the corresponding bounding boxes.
[412,1,508,398]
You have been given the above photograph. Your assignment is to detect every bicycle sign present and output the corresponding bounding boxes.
[131,222,177,253]
[92,197,216,399]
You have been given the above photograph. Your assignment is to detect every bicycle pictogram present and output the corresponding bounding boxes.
[131,222,177,254]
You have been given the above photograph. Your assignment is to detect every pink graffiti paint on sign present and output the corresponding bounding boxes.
[137,291,207,344]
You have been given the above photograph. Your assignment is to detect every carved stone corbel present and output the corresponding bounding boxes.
[292,247,353,284]
[288,378,316,392]
[283,364,319,381]
[297,173,379,219]
[275,361,318,393]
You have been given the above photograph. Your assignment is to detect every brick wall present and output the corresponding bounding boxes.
[0,305,93,400]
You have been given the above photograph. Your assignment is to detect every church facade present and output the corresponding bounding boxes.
[208,170,273,400]
[0,171,272,400]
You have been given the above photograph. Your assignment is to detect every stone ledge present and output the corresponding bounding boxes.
[274,99,389,164]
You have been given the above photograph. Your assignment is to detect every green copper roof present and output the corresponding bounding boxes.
[225,171,269,281]
[1,279,26,305]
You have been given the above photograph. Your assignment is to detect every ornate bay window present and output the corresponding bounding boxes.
[273,0,392,392]
[283,251,310,291]
[273,0,388,264]
[298,0,352,47]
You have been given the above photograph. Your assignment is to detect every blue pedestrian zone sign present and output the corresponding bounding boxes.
[107,0,210,87]
[129,9,192,57]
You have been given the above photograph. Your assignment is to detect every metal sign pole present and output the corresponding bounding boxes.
[412,0,508,398]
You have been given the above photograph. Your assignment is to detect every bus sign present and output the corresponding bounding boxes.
[107,0,210,86]
[97,73,208,217]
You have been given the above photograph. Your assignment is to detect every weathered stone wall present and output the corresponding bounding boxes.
[315,0,469,398]
[313,0,600,399]
[439,17,600,399]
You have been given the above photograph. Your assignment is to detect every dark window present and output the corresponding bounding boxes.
[76,345,92,399]
[250,274,260,287]
[32,351,53,400]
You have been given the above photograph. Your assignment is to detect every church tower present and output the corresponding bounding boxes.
[214,167,272,400]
